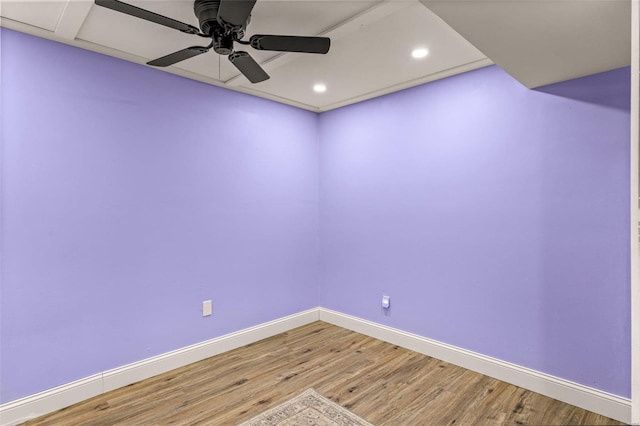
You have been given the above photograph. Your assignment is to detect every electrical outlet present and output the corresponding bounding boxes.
[203,300,212,317]
[381,295,390,309]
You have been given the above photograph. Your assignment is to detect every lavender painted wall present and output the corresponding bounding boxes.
[319,66,631,397]
[0,27,631,405]
[0,29,319,403]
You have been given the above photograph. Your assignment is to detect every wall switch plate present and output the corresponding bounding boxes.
[203,300,212,317]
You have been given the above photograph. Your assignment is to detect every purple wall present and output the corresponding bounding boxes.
[1,27,631,404]
[0,29,319,403]
[319,66,630,397]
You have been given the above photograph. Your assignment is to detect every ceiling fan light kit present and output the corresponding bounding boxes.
[94,0,331,83]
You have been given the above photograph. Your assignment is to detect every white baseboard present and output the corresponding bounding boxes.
[0,374,104,426]
[0,309,320,426]
[318,308,631,424]
[1,307,631,425]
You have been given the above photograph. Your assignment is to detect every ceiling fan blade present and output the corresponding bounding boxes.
[95,0,201,35]
[148,46,210,67]
[217,0,257,28]
[250,35,330,54]
[228,51,269,83]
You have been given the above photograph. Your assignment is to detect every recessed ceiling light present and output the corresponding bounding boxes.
[313,83,327,93]
[411,48,429,59]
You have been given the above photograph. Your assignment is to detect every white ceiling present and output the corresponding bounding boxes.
[0,0,631,111]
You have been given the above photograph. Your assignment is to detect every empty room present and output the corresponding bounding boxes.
[1,0,639,425]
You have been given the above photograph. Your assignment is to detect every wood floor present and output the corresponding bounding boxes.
[24,321,623,425]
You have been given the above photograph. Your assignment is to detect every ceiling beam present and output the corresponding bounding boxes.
[54,0,94,40]
[224,0,413,86]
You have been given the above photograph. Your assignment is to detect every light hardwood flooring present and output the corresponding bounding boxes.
[24,321,623,425]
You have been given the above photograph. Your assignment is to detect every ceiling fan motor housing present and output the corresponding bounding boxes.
[194,0,221,36]
[194,0,246,55]
[194,0,249,36]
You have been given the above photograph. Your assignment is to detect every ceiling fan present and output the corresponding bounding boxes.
[94,0,331,83]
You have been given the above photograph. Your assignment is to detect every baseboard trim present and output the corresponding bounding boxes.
[0,309,320,426]
[0,374,104,426]
[318,308,631,424]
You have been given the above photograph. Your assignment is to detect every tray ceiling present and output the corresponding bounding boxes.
[0,0,631,111]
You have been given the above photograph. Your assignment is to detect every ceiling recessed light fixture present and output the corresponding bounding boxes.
[313,83,327,93]
[411,48,429,59]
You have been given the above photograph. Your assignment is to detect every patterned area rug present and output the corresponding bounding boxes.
[239,388,374,425]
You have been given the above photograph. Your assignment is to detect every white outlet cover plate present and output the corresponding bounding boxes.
[203,300,212,316]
